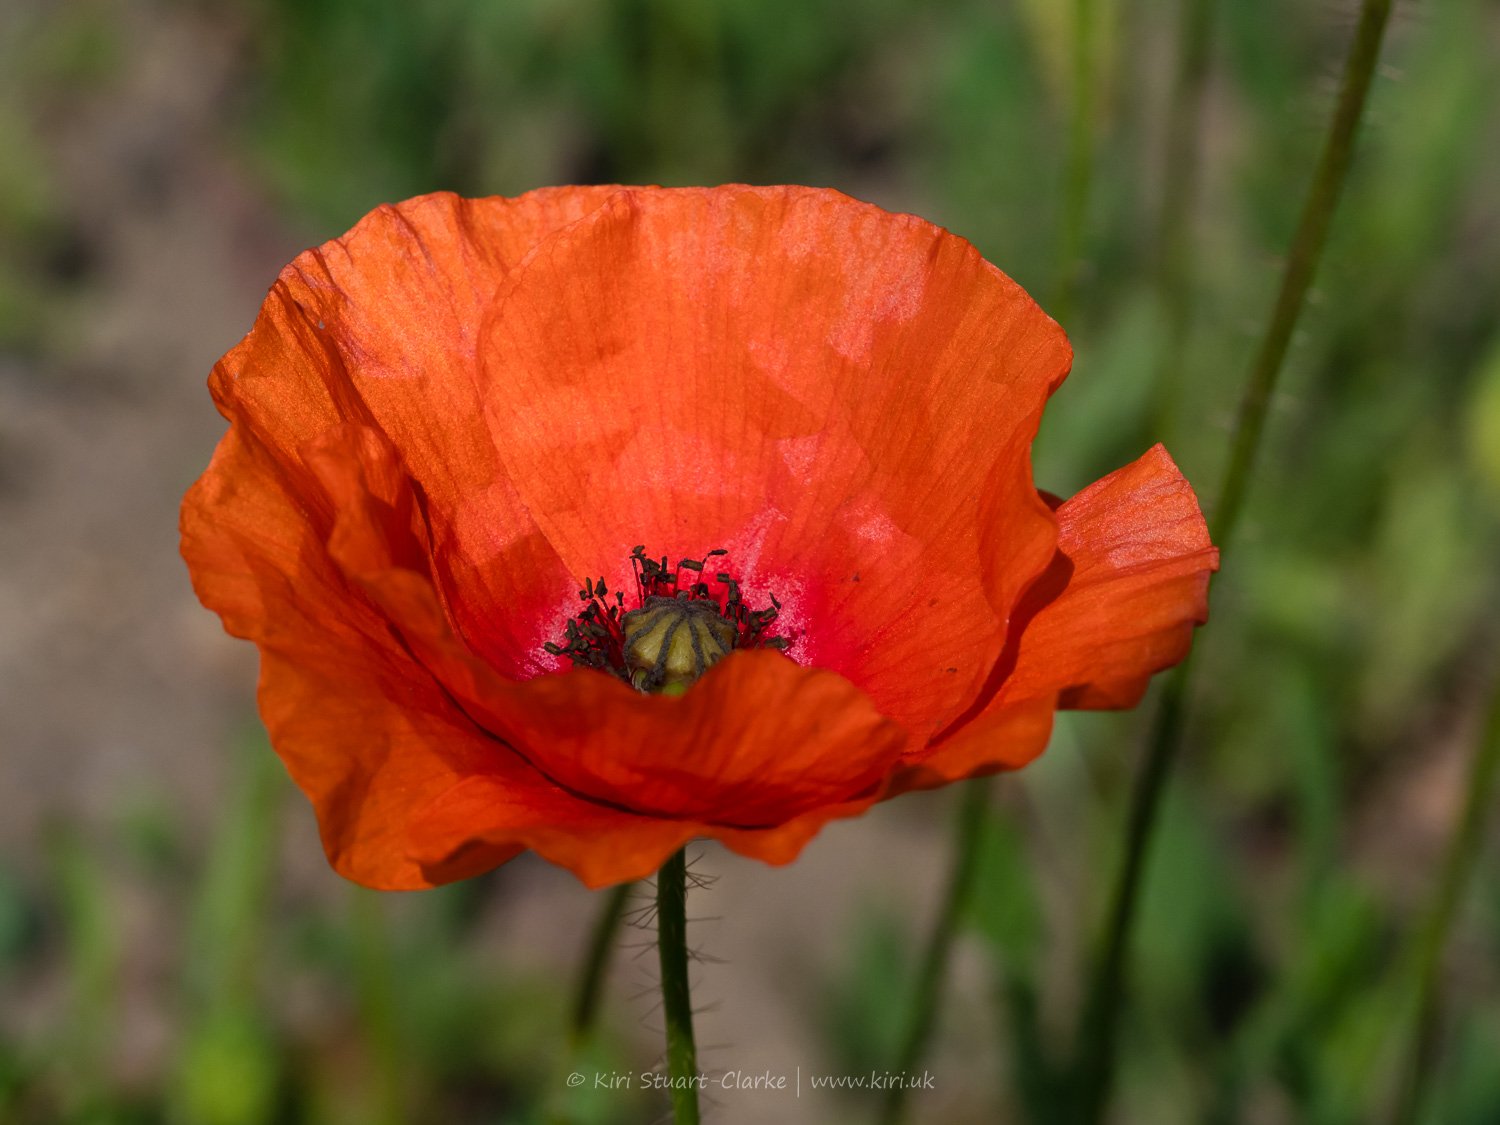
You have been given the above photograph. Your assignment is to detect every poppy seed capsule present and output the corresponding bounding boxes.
[622,595,737,694]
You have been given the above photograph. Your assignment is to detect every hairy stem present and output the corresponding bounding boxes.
[1072,1,1394,1120]
[1211,0,1393,548]
[657,850,700,1124]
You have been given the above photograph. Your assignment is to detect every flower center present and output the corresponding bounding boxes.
[544,546,788,694]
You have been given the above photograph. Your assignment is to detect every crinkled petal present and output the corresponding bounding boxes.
[408,776,701,889]
[476,186,1071,743]
[187,414,908,888]
[886,695,1058,795]
[209,189,621,680]
[880,445,1214,793]
[304,425,910,831]
[182,422,602,889]
[1000,444,1216,712]
[714,786,888,866]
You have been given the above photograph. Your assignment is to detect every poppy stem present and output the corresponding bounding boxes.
[1392,672,1500,1124]
[569,882,633,1047]
[656,849,701,1124]
[1209,0,1393,550]
[879,777,992,1125]
[1071,0,1393,1120]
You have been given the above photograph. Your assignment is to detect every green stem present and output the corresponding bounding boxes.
[1071,2,1393,1120]
[1392,675,1500,1125]
[1071,663,1189,1124]
[352,891,404,1125]
[1052,0,1099,325]
[1211,0,1393,549]
[880,778,992,1125]
[570,882,633,1047]
[1149,0,1216,442]
[657,849,700,1125]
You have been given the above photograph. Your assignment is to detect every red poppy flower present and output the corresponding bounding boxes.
[181,186,1217,890]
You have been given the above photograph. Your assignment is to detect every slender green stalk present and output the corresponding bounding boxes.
[1071,661,1189,1124]
[49,827,117,1118]
[656,850,700,1125]
[1053,0,1100,325]
[1150,0,1216,441]
[1071,2,1394,1121]
[570,882,633,1047]
[1392,674,1500,1124]
[1211,0,1393,548]
[352,890,405,1125]
[880,779,992,1125]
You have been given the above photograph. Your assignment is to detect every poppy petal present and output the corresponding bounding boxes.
[999,443,1218,709]
[303,424,911,831]
[183,424,590,890]
[884,695,1058,795]
[474,186,1072,742]
[715,786,888,866]
[209,189,622,681]
[408,775,701,890]
[189,417,902,889]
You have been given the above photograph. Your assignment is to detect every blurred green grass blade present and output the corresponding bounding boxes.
[1149,0,1215,444]
[1424,1011,1500,1125]
[568,882,632,1048]
[1050,0,1103,322]
[880,778,991,1125]
[0,865,40,1115]
[641,0,733,182]
[46,825,119,1118]
[1464,331,1500,499]
[823,907,913,1079]
[1360,441,1486,732]
[1032,291,1163,496]
[1215,879,1390,1121]
[352,888,406,1125]
[0,864,42,971]
[174,1011,279,1125]
[966,806,1062,1123]
[968,800,1043,976]
[1136,799,1263,1041]
[1070,656,1191,1123]
[1392,665,1500,1124]
[172,733,285,1125]
[1264,662,1341,897]
[183,732,283,1005]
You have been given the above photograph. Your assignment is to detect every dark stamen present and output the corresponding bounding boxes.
[547,545,791,688]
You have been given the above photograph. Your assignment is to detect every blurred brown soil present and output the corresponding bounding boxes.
[0,4,295,854]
